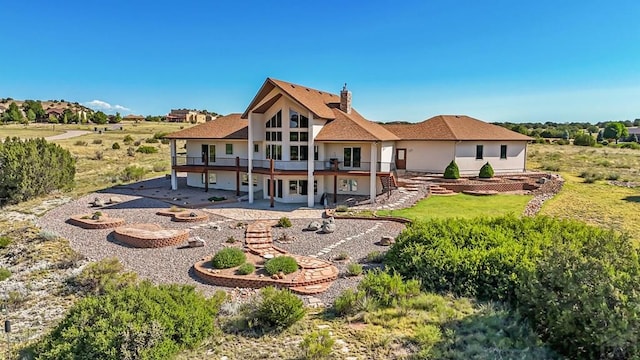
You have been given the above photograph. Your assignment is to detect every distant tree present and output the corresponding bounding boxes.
[91,111,108,124]
[634,119,640,127]
[586,125,599,134]
[22,100,46,120]
[26,109,36,123]
[573,133,596,146]
[603,122,629,144]
[562,130,570,140]
[3,102,24,123]
[631,134,639,143]
[110,112,122,124]
[597,130,604,142]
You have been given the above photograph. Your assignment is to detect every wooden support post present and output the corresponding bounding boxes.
[235,157,240,196]
[333,175,337,204]
[270,159,275,208]
[204,151,209,192]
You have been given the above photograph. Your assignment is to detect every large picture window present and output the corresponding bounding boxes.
[266,144,282,160]
[343,147,361,167]
[201,172,216,184]
[242,173,258,186]
[290,145,309,161]
[266,110,282,128]
[288,180,316,195]
[340,179,358,192]
[289,109,308,128]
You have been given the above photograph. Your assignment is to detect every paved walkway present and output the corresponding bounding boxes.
[45,130,91,141]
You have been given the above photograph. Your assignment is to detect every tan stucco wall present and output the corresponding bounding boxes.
[395,141,455,173]
[454,141,527,175]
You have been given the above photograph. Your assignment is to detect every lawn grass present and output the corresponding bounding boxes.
[540,173,640,242]
[377,193,531,221]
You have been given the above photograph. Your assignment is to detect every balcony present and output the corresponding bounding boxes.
[172,155,395,174]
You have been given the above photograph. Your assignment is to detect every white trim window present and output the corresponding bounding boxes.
[242,173,258,186]
[340,179,358,192]
[201,172,217,184]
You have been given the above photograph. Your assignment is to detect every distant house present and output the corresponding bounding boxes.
[165,78,531,206]
[166,109,214,123]
[45,108,65,118]
[123,114,145,122]
[0,104,7,115]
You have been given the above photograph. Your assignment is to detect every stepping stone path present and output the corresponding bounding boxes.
[312,222,384,257]
[194,220,339,295]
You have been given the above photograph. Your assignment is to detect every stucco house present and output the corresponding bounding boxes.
[165,78,530,206]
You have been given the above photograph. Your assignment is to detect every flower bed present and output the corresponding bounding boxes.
[113,223,189,248]
[68,214,125,229]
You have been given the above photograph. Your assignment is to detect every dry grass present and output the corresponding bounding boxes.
[0,123,65,139]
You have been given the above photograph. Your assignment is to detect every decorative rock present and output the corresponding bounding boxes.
[92,198,105,207]
[322,222,336,234]
[188,237,206,247]
[306,221,321,231]
[271,274,279,280]
[538,177,548,184]
[189,212,198,218]
[278,271,285,279]
[108,196,122,204]
[91,213,101,220]
[380,236,395,246]
[209,224,221,231]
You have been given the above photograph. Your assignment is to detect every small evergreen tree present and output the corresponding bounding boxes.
[479,162,494,178]
[443,160,460,179]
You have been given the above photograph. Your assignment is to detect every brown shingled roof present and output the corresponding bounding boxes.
[383,115,532,141]
[242,78,339,120]
[316,108,399,142]
[164,113,247,139]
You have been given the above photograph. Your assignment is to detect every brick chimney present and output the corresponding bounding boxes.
[340,83,352,114]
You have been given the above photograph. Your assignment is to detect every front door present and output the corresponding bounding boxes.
[396,148,407,170]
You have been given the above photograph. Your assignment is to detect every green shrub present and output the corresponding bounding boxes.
[346,263,363,276]
[120,165,146,182]
[0,236,11,248]
[334,252,349,261]
[277,216,292,228]
[0,267,11,281]
[153,131,169,140]
[127,147,135,157]
[111,142,120,150]
[212,247,246,269]
[443,160,460,179]
[123,134,134,144]
[74,140,88,146]
[333,289,365,316]
[620,142,640,150]
[335,205,349,212]
[93,150,103,160]
[580,171,604,183]
[152,163,167,172]
[145,138,159,143]
[136,145,158,154]
[542,163,560,171]
[573,133,596,146]
[73,258,137,294]
[606,172,620,180]
[236,262,255,275]
[478,162,494,178]
[133,140,141,146]
[33,282,226,360]
[0,138,75,205]
[300,329,334,359]
[517,230,640,359]
[264,256,298,275]
[366,251,385,263]
[92,139,102,145]
[358,269,420,307]
[253,287,305,330]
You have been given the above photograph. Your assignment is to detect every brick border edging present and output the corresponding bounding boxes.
[112,227,189,248]
[68,216,126,229]
[192,257,339,294]
[155,209,209,222]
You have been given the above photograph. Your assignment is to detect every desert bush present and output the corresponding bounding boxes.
[161,139,170,144]
[346,263,363,276]
[123,135,134,144]
[0,138,75,205]
[606,172,620,180]
[92,139,102,145]
[72,258,137,295]
[0,267,11,281]
[542,163,560,171]
[358,269,420,307]
[74,140,88,146]
[580,171,604,183]
[573,133,596,146]
[554,139,570,145]
[335,205,349,212]
[120,165,146,182]
[252,286,305,331]
[517,230,640,359]
[300,329,334,359]
[111,142,120,150]
[443,160,460,179]
[211,247,246,269]
[620,142,640,150]
[478,162,494,178]
[366,251,385,263]
[334,252,349,261]
[152,163,167,172]
[136,145,158,154]
[145,137,159,143]
[277,216,292,228]
[133,140,141,146]
[93,150,103,160]
[153,131,169,140]
[0,236,11,248]
[236,262,255,275]
[264,256,298,275]
[33,282,225,360]
[126,147,135,157]
[333,289,365,316]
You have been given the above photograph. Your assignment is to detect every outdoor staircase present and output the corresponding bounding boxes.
[380,173,398,192]
[427,183,455,196]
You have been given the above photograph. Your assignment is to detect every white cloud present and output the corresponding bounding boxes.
[84,100,131,113]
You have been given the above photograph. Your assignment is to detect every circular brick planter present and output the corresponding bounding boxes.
[173,211,209,223]
[68,215,125,229]
[113,223,189,248]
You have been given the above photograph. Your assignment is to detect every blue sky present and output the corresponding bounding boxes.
[0,1,638,123]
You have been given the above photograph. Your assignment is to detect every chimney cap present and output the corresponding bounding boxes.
[342,83,348,92]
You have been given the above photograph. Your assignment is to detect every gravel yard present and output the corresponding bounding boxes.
[37,192,407,304]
